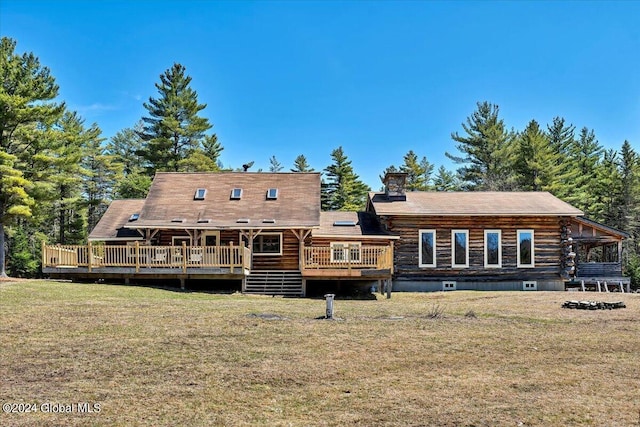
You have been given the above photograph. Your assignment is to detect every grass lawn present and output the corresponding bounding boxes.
[1,280,639,426]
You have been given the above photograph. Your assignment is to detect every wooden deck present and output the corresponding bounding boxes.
[301,245,393,278]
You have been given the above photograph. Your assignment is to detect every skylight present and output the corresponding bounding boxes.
[266,188,278,200]
[171,218,185,223]
[129,213,140,222]
[262,219,276,224]
[333,220,357,226]
[194,188,207,200]
[197,219,211,223]
[236,218,250,223]
[230,188,243,200]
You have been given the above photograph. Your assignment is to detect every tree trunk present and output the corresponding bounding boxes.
[0,222,7,278]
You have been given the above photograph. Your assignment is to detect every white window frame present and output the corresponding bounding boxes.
[418,229,436,268]
[517,229,535,268]
[451,229,469,268]
[484,229,502,268]
[330,242,361,263]
[253,232,283,256]
[522,281,537,291]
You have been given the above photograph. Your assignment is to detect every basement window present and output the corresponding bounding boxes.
[194,188,207,200]
[266,188,278,200]
[230,188,243,200]
[442,281,456,291]
[129,213,140,222]
[522,281,537,291]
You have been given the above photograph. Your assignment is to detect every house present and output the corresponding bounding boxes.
[366,173,630,292]
[42,172,395,296]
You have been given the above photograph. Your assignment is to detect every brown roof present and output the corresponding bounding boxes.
[369,191,584,216]
[88,199,145,241]
[315,211,397,239]
[129,172,321,229]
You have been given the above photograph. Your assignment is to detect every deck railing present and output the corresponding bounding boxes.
[43,243,249,273]
[302,245,392,271]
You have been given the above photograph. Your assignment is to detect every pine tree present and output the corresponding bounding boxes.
[107,124,152,198]
[446,101,517,190]
[568,127,604,216]
[432,166,461,191]
[291,154,314,172]
[545,117,580,201]
[321,147,370,211]
[137,63,218,173]
[514,120,562,191]
[592,149,623,226]
[399,150,433,190]
[269,155,283,172]
[618,140,640,256]
[0,37,63,276]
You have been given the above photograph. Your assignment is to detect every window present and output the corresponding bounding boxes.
[442,281,456,291]
[522,281,537,291]
[517,230,535,267]
[194,188,207,200]
[230,188,242,200]
[484,230,502,268]
[172,236,192,246]
[128,213,139,222]
[266,188,278,199]
[334,220,357,227]
[253,233,282,255]
[451,230,469,268]
[330,242,361,263]
[419,230,436,267]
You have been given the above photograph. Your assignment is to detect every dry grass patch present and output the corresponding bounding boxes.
[1,281,639,426]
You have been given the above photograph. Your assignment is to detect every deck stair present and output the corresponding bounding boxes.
[244,270,304,297]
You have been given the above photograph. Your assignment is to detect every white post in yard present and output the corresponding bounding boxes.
[325,294,335,319]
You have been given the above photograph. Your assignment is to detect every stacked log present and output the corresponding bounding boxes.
[562,300,626,310]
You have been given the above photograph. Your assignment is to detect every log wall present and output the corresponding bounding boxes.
[378,215,564,281]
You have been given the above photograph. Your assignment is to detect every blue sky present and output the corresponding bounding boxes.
[2,1,639,188]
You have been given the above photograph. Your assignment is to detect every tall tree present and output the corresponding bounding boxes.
[321,147,370,211]
[0,151,33,277]
[514,120,562,191]
[618,140,640,255]
[446,101,516,190]
[107,124,152,198]
[137,63,217,173]
[545,117,580,200]
[0,37,64,276]
[568,127,604,216]
[399,150,433,191]
[291,154,314,172]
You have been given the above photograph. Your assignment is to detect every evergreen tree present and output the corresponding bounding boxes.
[137,63,217,173]
[114,172,153,199]
[432,166,461,191]
[399,150,433,191]
[592,149,623,226]
[446,101,517,190]
[545,117,580,201]
[322,147,370,211]
[0,151,33,277]
[514,120,562,191]
[269,155,283,172]
[106,124,146,175]
[568,127,604,216]
[0,37,63,276]
[291,154,314,172]
[618,140,640,256]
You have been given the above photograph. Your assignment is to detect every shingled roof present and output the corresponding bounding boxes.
[369,191,584,216]
[88,199,145,241]
[128,172,321,229]
[314,211,398,239]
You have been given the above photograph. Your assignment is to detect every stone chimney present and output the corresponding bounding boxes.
[382,172,407,201]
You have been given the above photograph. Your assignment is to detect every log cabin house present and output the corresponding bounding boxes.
[42,172,396,296]
[366,173,630,292]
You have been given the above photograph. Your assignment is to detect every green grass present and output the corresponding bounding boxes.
[1,280,640,426]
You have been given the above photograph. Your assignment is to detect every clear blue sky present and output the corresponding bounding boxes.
[2,0,639,188]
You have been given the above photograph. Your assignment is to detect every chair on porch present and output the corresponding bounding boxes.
[153,248,168,264]
[189,247,203,264]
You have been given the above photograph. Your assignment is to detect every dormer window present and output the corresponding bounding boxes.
[194,188,207,200]
[266,188,278,200]
[231,188,242,200]
[129,213,140,222]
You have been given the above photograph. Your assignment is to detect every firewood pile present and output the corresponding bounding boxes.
[562,300,626,310]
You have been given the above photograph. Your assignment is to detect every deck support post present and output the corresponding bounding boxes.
[625,282,630,293]
[596,281,601,292]
[241,276,246,293]
[301,278,307,297]
[581,280,585,292]
[386,279,392,299]
[180,277,185,290]
[619,282,625,293]
[604,281,610,292]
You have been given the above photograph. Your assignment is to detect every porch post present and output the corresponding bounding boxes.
[135,241,140,273]
[41,240,46,268]
[88,240,93,272]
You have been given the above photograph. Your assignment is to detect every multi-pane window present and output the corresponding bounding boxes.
[484,230,502,268]
[254,233,282,255]
[418,230,436,267]
[517,230,535,267]
[330,242,361,263]
[451,230,469,268]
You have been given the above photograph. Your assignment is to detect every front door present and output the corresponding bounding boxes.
[202,231,220,246]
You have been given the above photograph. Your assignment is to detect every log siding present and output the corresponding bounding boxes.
[379,215,564,281]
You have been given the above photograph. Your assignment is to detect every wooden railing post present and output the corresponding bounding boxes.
[135,241,140,272]
[182,242,187,273]
[41,241,46,268]
[230,242,234,273]
[88,241,93,272]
